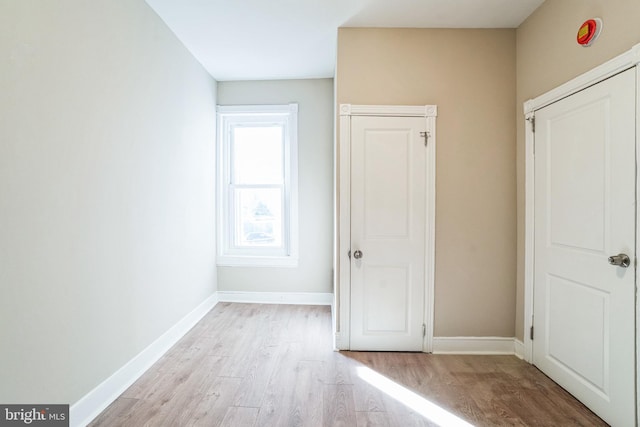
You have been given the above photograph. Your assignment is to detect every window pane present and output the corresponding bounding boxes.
[232,126,283,184]
[233,187,283,248]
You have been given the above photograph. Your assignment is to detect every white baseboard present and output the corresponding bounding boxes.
[70,294,219,427]
[217,291,333,306]
[334,332,349,351]
[514,339,525,359]
[432,336,517,355]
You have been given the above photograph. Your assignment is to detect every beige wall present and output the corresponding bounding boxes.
[217,79,334,294]
[515,0,640,340]
[0,0,217,404]
[337,28,517,337]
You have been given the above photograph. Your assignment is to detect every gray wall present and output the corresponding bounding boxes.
[217,79,334,294]
[0,0,217,404]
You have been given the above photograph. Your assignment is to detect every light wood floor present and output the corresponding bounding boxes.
[90,303,606,426]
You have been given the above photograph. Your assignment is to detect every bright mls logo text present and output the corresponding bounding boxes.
[1,405,68,426]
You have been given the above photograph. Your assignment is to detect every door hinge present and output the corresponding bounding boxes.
[422,323,426,337]
[420,131,429,147]
[530,325,534,341]
[527,115,535,133]
[527,115,536,155]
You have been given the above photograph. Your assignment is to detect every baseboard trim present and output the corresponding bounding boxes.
[70,293,219,427]
[514,339,525,359]
[432,336,517,355]
[217,291,333,305]
[334,332,348,351]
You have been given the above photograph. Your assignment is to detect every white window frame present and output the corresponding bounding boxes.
[216,104,299,267]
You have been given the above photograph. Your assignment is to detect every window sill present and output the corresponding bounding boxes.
[217,255,299,268]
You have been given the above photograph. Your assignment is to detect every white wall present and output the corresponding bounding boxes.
[217,79,334,294]
[0,0,217,404]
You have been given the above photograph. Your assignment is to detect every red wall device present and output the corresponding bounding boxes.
[577,18,602,47]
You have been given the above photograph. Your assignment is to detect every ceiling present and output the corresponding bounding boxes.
[146,0,545,81]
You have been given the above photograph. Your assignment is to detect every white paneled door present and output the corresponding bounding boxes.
[533,68,636,426]
[350,116,426,351]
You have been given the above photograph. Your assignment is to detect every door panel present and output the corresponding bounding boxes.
[350,116,426,351]
[546,274,608,393]
[363,264,410,332]
[363,134,410,238]
[533,68,636,425]
[547,100,607,252]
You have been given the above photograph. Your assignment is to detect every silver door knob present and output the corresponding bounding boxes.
[353,250,363,260]
[608,253,630,268]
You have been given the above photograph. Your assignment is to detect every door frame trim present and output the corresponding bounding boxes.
[336,104,437,352]
[523,43,640,423]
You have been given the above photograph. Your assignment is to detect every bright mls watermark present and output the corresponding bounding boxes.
[0,405,68,426]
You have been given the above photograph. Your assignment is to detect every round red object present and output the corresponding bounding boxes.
[577,19,601,46]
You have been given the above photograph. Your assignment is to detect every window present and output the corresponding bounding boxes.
[216,104,298,266]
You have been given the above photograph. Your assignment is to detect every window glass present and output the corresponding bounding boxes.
[232,126,284,185]
[233,187,283,248]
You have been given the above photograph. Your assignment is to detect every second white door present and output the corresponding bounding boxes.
[350,115,427,351]
[533,68,636,426]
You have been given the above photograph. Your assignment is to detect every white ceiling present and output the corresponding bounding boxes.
[146,0,545,81]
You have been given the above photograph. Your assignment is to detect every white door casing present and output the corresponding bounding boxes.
[350,115,426,351]
[336,104,437,352]
[532,68,636,426]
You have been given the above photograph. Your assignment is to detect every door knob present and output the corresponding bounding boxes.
[608,253,630,268]
[353,250,363,260]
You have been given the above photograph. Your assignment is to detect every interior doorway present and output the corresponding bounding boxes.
[336,104,437,352]
[524,59,638,425]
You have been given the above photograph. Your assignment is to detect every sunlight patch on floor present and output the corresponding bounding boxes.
[356,366,475,427]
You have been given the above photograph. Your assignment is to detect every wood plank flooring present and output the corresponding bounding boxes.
[90,303,607,426]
